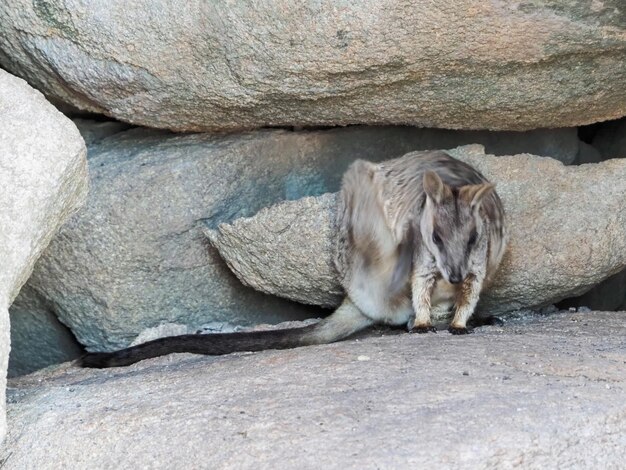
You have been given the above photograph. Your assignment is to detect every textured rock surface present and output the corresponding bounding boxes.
[2,311,625,469]
[210,145,626,313]
[566,118,626,310]
[18,125,485,352]
[206,194,342,308]
[8,285,83,378]
[363,127,584,165]
[1,1,625,132]
[72,118,131,146]
[0,69,88,441]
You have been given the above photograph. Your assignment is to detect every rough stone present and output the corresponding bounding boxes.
[206,194,342,308]
[8,285,83,378]
[1,1,625,132]
[377,127,583,165]
[72,118,131,146]
[209,145,626,314]
[2,311,625,469]
[0,69,88,441]
[18,125,484,352]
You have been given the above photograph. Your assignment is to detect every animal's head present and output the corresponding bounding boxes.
[420,170,494,284]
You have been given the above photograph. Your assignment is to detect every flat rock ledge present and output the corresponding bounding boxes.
[208,145,626,314]
[2,311,625,469]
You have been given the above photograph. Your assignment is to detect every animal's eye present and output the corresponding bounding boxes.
[467,231,477,248]
[432,232,443,246]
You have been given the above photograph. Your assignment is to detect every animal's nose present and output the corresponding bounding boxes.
[449,273,462,284]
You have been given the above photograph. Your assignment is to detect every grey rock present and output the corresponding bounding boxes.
[72,118,131,146]
[129,323,190,347]
[592,117,626,159]
[0,69,88,441]
[8,285,83,378]
[209,145,626,314]
[18,125,477,352]
[386,127,583,165]
[1,1,625,132]
[2,311,625,469]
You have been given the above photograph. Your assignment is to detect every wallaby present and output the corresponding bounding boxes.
[79,150,507,368]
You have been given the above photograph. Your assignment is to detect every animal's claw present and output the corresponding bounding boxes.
[409,325,437,334]
[448,326,472,335]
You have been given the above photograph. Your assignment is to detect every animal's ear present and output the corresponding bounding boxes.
[461,183,495,209]
[423,171,445,204]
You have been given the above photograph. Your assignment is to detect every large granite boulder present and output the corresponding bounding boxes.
[562,117,626,309]
[208,145,626,314]
[2,311,625,468]
[0,69,88,440]
[0,1,624,132]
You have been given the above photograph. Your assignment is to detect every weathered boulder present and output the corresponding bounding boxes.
[1,1,624,132]
[72,118,131,146]
[207,194,343,308]
[19,125,493,352]
[0,69,88,440]
[209,145,626,314]
[6,117,126,378]
[2,310,625,468]
[564,117,626,310]
[8,285,83,378]
[339,127,585,165]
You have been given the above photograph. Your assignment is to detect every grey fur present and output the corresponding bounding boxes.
[335,150,507,333]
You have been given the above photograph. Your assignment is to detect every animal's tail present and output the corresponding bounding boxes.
[78,299,372,368]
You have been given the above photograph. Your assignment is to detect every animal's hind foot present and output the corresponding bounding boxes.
[448,325,472,335]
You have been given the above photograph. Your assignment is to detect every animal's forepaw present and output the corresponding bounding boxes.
[409,325,437,334]
[448,325,472,335]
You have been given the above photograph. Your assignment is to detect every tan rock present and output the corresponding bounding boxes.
[0,69,88,441]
